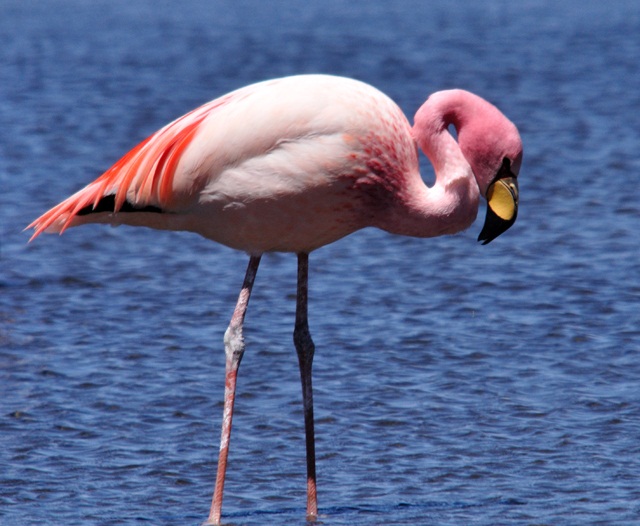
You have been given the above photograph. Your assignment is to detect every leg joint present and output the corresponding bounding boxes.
[293,322,315,361]
[224,324,245,365]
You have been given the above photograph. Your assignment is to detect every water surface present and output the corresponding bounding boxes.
[2,1,639,524]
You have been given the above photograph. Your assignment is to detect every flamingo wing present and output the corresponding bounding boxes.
[26,89,245,241]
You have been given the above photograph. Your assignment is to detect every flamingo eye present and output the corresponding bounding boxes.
[499,157,515,179]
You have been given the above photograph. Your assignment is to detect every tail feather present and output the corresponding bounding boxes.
[26,180,107,240]
[27,91,237,242]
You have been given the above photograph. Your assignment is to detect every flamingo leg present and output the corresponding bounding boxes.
[208,255,261,525]
[294,252,319,520]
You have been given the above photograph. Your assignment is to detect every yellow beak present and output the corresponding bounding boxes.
[477,176,519,245]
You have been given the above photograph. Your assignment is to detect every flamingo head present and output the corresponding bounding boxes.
[455,95,523,245]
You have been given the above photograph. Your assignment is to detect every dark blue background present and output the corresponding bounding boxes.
[2,1,639,524]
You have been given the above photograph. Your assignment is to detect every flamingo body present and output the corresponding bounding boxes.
[28,74,523,524]
[28,75,520,252]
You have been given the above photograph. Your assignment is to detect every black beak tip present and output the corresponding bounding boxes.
[477,228,497,245]
[477,207,517,245]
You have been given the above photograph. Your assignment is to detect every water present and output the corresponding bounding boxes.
[2,0,639,524]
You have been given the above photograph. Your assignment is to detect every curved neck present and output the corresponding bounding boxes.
[413,90,469,179]
[377,98,479,239]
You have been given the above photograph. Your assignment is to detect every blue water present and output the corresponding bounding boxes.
[2,1,640,524]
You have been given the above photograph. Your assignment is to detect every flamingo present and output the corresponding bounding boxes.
[27,74,522,525]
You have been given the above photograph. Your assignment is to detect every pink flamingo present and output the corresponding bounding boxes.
[28,74,521,525]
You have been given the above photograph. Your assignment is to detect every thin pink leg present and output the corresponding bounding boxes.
[294,253,319,520]
[207,255,261,525]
